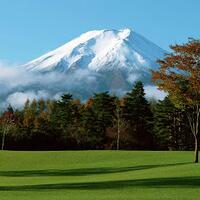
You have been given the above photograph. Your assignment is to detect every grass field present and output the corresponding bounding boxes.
[0,151,200,200]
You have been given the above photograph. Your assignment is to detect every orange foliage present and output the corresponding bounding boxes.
[152,39,200,107]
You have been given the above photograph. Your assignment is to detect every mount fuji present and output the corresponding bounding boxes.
[1,28,167,108]
[22,28,166,99]
[24,28,165,73]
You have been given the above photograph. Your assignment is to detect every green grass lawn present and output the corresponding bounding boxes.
[0,150,199,200]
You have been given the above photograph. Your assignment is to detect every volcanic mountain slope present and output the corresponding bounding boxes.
[23,28,166,98]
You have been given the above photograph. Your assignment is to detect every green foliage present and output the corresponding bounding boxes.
[80,106,103,149]
[50,94,81,148]
[92,92,116,128]
[154,97,192,150]
[123,81,154,149]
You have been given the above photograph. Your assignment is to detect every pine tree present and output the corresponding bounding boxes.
[92,92,116,148]
[51,94,80,148]
[80,105,103,149]
[123,81,154,149]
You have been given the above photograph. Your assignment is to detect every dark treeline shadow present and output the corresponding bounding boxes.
[0,175,199,191]
[0,162,190,177]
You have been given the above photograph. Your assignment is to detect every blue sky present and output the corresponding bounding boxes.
[0,0,200,63]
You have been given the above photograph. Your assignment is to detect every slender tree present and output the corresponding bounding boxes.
[113,98,127,150]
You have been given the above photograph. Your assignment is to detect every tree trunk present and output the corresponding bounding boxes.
[187,105,199,163]
[117,127,120,150]
[116,106,120,150]
[194,136,198,163]
[1,131,5,150]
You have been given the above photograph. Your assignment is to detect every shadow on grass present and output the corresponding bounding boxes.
[0,176,200,191]
[0,162,190,177]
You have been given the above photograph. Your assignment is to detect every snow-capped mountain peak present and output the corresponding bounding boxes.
[23,28,166,73]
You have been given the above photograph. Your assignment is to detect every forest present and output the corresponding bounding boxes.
[0,81,192,151]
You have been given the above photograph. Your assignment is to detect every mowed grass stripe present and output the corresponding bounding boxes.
[0,151,199,200]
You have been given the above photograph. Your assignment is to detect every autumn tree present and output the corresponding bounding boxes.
[152,39,200,162]
[23,99,37,130]
[0,106,16,150]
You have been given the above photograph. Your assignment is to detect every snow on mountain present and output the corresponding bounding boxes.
[24,28,166,74]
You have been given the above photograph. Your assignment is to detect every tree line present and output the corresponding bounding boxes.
[0,81,193,151]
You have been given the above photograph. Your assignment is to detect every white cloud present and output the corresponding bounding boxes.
[144,85,167,100]
[0,62,99,109]
[6,90,52,108]
[0,61,166,110]
[134,52,146,65]
[127,73,140,84]
[6,92,38,108]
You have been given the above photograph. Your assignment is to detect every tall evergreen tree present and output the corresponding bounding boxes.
[51,94,80,148]
[80,104,103,149]
[92,92,116,148]
[123,81,154,149]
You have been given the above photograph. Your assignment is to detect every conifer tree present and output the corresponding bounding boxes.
[80,105,103,149]
[123,81,154,149]
[51,94,80,148]
[92,92,116,148]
